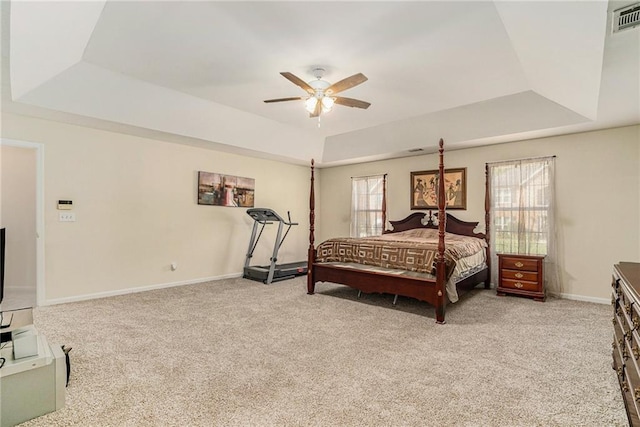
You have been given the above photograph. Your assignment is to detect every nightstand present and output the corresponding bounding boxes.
[496,253,545,301]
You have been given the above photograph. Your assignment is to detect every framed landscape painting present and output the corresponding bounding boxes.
[198,171,255,207]
[410,167,466,210]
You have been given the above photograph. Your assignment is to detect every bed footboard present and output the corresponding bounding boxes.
[313,264,439,306]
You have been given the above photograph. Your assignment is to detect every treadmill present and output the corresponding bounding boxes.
[243,208,308,284]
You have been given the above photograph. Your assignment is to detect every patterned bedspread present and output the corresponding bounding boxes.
[315,228,487,279]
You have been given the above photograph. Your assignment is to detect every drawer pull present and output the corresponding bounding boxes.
[635,388,640,402]
[515,262,524,268]
[514,282,524,289]
[634,318,640,330]
[633,347,640,360]
[625,331,632,341]
[515,272,524,279]
[626,303,633,315]
[623,347,629,360]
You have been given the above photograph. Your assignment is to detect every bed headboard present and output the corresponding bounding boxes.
[387,211,485,239]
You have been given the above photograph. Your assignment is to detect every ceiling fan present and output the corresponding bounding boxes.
[264,68,371,118]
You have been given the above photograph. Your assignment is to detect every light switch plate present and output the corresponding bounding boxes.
[59,212,76,222]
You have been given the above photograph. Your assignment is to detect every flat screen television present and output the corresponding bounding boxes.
[0,227,5,305]
[0,227,7,336]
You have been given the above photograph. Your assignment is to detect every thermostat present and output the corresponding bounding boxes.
[57,200,73,210]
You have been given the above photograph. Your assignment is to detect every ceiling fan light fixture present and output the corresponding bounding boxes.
[321,96,335,113]
[305,97,318,114]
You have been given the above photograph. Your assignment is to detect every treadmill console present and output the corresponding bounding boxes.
[246,208,284,223]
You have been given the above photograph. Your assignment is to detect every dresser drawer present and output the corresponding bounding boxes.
[500,278,539,292]
[613,348,640,427]
[500,257,539,272]
[502,269,538,282]
[613,274,622,291]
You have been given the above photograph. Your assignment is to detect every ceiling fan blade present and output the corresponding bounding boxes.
[325,73,368,95]
[309,99,322,118]
[264,97,304,103]
[334,96,371,109]
[280,72,315,94]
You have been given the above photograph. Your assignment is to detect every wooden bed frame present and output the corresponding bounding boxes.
[306,139,491,324]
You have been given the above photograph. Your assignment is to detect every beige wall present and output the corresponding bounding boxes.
[0,144,37,310]
[318,125,640,301]
[2,113,312,303]
[2,110,637,304]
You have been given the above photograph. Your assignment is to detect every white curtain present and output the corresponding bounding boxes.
[488,157,560,295]
[350,175,385,237]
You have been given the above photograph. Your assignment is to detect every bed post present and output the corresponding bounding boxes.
[435,139,447,324]
[484,163,491,289]
[382,174,387,233]
[307,159,316,295]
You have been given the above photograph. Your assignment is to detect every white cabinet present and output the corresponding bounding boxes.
[1,330,66,427]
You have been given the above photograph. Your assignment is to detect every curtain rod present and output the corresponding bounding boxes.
[486,155,556,166]
[351,173,388,179]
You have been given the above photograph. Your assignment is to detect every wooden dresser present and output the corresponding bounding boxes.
[612,262,640,426]
[496,253,545,301]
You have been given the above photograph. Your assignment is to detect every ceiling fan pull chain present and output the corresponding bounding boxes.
[317,115,321,128]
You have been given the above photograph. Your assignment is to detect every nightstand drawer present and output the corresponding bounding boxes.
[500,278,539,292]
[502,269,538,282]
[500,257,539,272]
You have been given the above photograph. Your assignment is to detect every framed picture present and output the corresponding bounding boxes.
[410,167,466,210]
[198,171,255,207]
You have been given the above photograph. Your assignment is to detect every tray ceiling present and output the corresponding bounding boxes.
[3,1,638,165]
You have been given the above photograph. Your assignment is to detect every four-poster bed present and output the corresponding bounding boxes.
[306,139,491,324]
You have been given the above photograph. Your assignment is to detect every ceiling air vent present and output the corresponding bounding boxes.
[613,3,640,34]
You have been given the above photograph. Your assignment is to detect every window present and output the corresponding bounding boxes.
[488,156,559,293]
[495,188,512,207]
[350,175,385,237]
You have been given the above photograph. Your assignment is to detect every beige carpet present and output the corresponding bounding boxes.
[19,277,626,426]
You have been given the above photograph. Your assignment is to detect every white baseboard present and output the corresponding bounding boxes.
[42,272,243,306]
[557,292,609,305]
[486,282,609,305]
